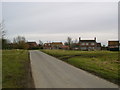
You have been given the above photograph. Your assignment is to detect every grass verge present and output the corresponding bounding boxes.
[41,49,119,85]
[2,50,35,88]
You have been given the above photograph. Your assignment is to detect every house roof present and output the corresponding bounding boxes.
[79,40,96,42]
[51,42,63,45]
[27,42,37,46]
[27,42,37,44]
[44,43,51,44]
[108,41,119,46]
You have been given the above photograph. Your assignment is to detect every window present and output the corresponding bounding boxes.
[86,43,89,45]
[81,43,85,45]
[81,47,86,50]
[91,43,95,45]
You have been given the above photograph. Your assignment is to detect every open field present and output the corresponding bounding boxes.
[42,49,120,85]
[2,50,34,88]
[0,50,2,89]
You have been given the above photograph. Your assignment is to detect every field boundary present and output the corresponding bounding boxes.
[27,52,35,88]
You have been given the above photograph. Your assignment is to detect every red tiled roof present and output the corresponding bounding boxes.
[51,42,63,45]
[108,41,119,46]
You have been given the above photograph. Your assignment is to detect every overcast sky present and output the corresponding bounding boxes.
[2,2,118,45]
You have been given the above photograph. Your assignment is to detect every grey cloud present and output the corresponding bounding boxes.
[2,2,118,45]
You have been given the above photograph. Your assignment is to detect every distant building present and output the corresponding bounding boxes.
[71,43,80,50]
[27,42,38,49]
[44,43,52,49]
[78,37,101,51]
[44,42,63,49]
[96,43,101,50]
[61,45,70,50]
[51,42,63,49]
[108,41,119,51]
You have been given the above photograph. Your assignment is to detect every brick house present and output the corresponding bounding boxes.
[44,42,63,49]
[44,43,52,49]
[61,45,70,50]
[108,41,119,51]
[78,37,101,51]
[51,42,63,49]
[27,42,38,49]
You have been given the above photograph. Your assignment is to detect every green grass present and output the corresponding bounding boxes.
[41,49,120,85]
[0,50,2,89]
[2,50,31,88]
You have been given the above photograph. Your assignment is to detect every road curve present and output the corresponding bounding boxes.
[30,50,118,88]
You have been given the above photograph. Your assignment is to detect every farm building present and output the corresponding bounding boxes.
[51,42,63,49]
[44,42,63,49]
[44,43,52,49]
[27,42,38,49]
[108,41,119,51]
[61,45,70,50]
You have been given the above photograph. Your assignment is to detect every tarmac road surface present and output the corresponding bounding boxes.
[30,50,118,88]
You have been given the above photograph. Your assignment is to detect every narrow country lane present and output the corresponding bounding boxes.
[30,50,118,88]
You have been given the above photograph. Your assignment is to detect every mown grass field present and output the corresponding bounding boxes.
[42,49,120,85]
[2,50,34,88]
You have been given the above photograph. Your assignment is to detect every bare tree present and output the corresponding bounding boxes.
[0,21,8,49]
[74,39,78,43]
[67,37,72,46]
[13,36,28,49]
[66,37,73,49]
[0,22,2,49]
[13,36,26,44]
[0,21,6,38]
[39,40,43,49]
[39,40,43,46]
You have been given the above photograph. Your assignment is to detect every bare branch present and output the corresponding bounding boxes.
[0,21,6,38]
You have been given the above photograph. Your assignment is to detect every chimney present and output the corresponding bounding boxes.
[79,37,81,43]
[94,37,96,41]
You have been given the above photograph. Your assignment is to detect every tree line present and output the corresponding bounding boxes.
[0,22,30,49]
[0,21,79,50]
